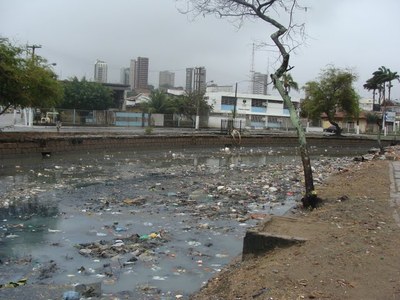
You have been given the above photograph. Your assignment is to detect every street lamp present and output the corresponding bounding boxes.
[233,82,238,122]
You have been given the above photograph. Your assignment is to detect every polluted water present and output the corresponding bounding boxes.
[0,145,369,299]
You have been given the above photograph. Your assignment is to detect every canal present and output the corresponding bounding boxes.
[0,145,369,299]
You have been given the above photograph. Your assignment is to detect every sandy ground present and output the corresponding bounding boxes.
[191,158,400,299]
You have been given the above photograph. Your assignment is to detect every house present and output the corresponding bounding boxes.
[320,111,370,133]
[122,93,150,111]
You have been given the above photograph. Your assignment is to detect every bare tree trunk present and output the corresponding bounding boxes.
[267,12,318,208]
[181,0,318,208]
[377,120,383,153]
[272,76,317,207]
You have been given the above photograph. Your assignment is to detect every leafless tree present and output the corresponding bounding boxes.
[180,0,319,208]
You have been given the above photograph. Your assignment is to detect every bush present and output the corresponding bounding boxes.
[145,127,154,135]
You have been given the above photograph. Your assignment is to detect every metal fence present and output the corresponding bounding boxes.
[220,119,243,134]
[35,109,200,128]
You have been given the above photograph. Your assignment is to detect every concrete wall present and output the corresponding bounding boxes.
[0,132,390,157]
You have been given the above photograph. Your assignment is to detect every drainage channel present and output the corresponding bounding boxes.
[0,145,367,299]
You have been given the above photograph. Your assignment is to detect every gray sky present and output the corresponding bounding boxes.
[1,0,399,99]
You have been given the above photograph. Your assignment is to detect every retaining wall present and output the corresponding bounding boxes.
[0,132,392,157]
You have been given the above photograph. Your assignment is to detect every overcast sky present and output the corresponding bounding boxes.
[1,0,400,99]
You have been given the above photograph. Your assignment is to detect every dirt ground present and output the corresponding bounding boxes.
[191,158,400,300]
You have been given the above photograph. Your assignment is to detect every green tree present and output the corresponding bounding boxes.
[60,77,113,110]
[139,90,174,126]
[141,90,173,114]
[0,38,62,115]
[170,91,212,124]
[182,0,318,207]
[303,67,360,135]
[364,66,399,152]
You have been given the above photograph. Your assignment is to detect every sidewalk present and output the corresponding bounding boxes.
[389,161,400,228]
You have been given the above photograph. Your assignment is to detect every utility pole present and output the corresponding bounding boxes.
[27,44,42,59]
[195,67,201,130]
[250,43,255,93]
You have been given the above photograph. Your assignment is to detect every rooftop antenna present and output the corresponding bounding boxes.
[250,43,255,93]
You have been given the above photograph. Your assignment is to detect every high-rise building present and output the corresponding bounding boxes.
[185,67,206,93]
[120,67,130,85]
[252,72,269,95]
[185,68,194,92]
[159,71,175,89]
[94,60,108,83]
[130,57,149,91]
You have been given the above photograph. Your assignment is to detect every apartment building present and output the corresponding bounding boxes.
[130,57,149,91]
[94,60,108,83]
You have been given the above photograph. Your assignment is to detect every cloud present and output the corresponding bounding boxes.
[1,0,399,99]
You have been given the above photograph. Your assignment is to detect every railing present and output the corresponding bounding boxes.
[220,119,243,134]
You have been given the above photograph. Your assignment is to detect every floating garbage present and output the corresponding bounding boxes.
[0,278,27,288]
[63,291,80,300]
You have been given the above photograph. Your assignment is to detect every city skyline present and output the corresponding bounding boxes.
[2,0,400,99]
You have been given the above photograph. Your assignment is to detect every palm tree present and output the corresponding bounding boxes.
[368,66,399,105]
[142,90,171,114]
[372,66,387,104]
[363,77,380,106]
[273,72,299,95]
[366,66,399,153]
[385,69,399,102]
[140,90,172,126]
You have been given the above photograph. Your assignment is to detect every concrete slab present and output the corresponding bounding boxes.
[242,215,330,260]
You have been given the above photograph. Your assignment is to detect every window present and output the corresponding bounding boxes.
[347,122,355,129]
[269,117,279,123]
[251,99,265,107]
[251,115,264,122]
[221,96,236,105]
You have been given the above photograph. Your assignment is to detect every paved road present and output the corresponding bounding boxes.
[1,112,397,141]
[0,113,210,135]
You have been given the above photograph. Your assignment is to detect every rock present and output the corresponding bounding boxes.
[268,187,278,193]
[79,248,92,256]
[123,196,146,206]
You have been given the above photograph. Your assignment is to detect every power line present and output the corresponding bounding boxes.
[27,44,42,59]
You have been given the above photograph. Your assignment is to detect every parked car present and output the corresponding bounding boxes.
[323,125,338,133]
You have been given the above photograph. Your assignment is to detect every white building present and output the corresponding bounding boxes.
[94,60,108,83]
[206,85,233,93]
[186,67,206,93]
[205,91,299,129]
[359,98,374,111]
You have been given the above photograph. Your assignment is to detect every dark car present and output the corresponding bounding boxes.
[323,125,338,133]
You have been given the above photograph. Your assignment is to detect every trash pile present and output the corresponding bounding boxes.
[76,230,168,261]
